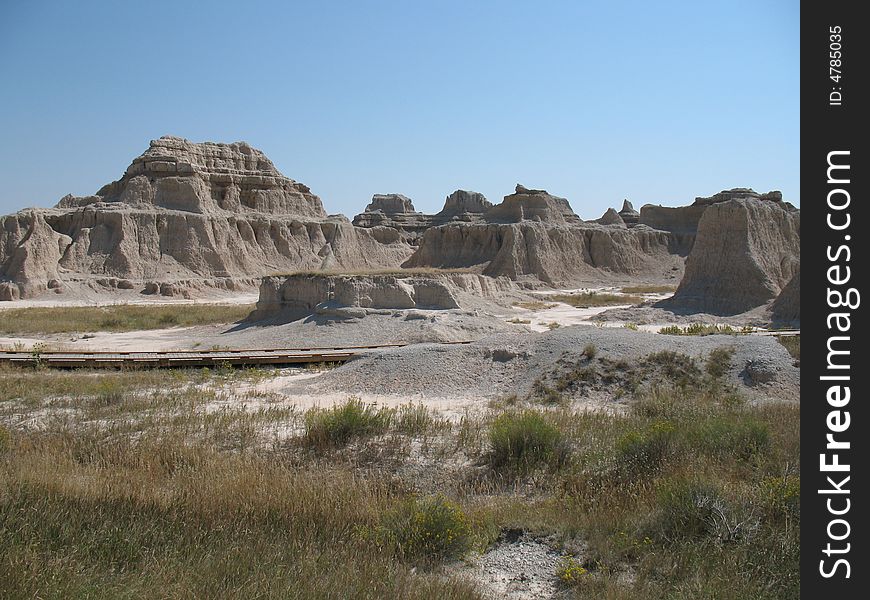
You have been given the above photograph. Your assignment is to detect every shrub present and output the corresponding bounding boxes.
[705,347,735,379]
[616,420,675,473]
[489,411,567,471]
[690,415,770,461]
[642,351,701,387]
[394,403,439,435]
[622,322,639,331]
[303,398,392,447]
[556,556,590,587]
[758,475,800,520]
[383,495,472,563]
[583,343,598,359]
[653,478,728,541]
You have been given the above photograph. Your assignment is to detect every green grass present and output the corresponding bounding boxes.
[659,323,755,336]
[620,284,677,294]
[303,398,393,448]
[550,292,644,308]
[489,410,568,471]
[0,303,255,334]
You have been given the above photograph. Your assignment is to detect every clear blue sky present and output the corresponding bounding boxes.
[0,0,798,218]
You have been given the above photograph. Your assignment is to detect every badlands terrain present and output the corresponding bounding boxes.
[1,137,800,599]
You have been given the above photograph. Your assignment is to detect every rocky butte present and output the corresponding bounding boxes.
[0,137,410,300]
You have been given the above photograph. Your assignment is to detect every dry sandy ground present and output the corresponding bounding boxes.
[1,287,787,353]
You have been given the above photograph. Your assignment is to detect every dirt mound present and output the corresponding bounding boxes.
[297,326,800,403]
[664,198,800,315]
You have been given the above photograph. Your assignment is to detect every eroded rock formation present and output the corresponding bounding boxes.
[0,137,410,299]
[253,272,519,321]
[663,198,800,315]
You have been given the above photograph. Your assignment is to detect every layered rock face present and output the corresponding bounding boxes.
[404,221,681,284]
[253,272,519,320]
[81,136,327,217]
[638,188,790,255]
[619,200,640,225]
[485,185,582,224]
[436,190,492,219]
[352,190,495,244]
[664,198,800,315]
[0,137,410,300]
[352,194,430,243]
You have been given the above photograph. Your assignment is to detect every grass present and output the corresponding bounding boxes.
[0,303,255,334]
[550,292,643,308]
[512,300,557,311]
[659,323,754,336]
[0,348,799,599]
[489,410,568,471]
[620,284,676,294]
[777,334,800,363]
[303,398,393,448]
[271,267,474,278]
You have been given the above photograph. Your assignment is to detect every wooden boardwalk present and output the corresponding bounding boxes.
[0,342,472,369]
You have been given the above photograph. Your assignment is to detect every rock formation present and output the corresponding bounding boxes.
[663,198,800,315]
[404,221,682,284]
[595,208,626,226]
[436,190,492,219]
[0,135,799,321]
[253,272,519,321]
[485,184,582,224]
[770,270,800,326]
[619,200,640,225]
[0,137,410,300]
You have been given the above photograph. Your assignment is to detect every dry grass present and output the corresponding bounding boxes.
[0,303,255,334]
[620,284,676,294]
[512,300,558,311]
[0,355,799,599]
[271,267,474,278]
[550,292,644,308]
[777,335,800,364]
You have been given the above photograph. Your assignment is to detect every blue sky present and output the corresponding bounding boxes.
[0,0,798,218]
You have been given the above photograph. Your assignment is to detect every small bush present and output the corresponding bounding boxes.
[758,475,800,520]
[642,351,701,387]
[394,403,439,435]
[489,411,567,471]
[383,495,472,563]
[653,478,728,541]
[690,415,770,461]
[547,321,561,330]
[583,343,598,359]
[705,346,735,379]
[622,322,639,331]
[303,398,392,447]
[616,420,675,473]
[556,556,590,587]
